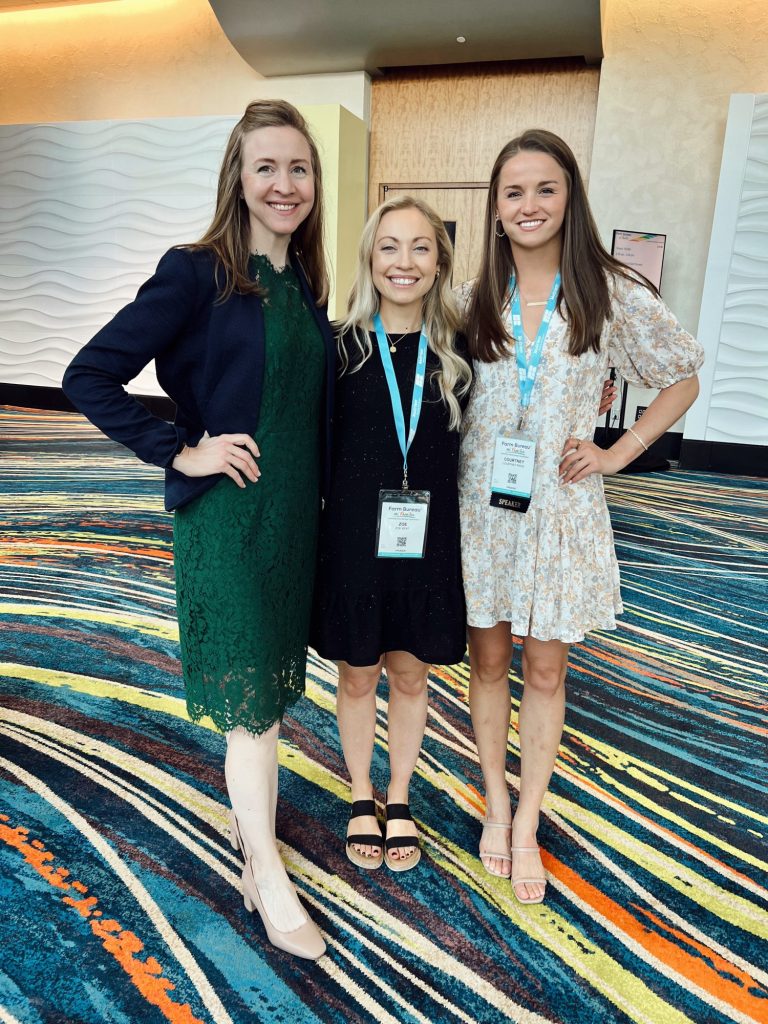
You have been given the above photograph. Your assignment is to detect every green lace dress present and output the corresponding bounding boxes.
[173,254,326,734]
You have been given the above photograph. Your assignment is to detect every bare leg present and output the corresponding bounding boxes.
[511,636,568,902]
[225,723,307,931]
[468,623,514,876]
[336,659,383,860]
[269,756,277,840]
[383,650,429,862]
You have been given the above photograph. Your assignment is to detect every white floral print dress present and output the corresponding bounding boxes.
[457,275,704,643]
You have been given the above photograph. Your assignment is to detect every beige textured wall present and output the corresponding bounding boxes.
[370,59,600,213]
[0,0,369,123]
[589,0,768,335]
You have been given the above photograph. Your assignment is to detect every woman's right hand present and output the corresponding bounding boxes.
[598,378,617,416]
[172,432,260,488]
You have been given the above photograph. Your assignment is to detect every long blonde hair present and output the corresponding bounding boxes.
[341,195,471,430]
[190,99,329,305]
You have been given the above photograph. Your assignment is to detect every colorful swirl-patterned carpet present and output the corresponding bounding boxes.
[0,406,766,1024]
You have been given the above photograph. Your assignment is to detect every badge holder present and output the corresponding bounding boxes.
[489,431,536,513]
[376,486,430,558]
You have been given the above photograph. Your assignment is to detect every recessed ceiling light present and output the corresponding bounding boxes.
[456,36,466,43]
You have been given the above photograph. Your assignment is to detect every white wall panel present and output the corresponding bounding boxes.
[687,94,768,446]
[0,117,237,396]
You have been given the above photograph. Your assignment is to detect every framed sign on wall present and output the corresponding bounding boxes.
[606,230,669,470]
[611,230,666,291]
[378,182,487,285]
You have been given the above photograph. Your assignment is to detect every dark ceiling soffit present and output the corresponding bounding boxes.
[208,1,604,78]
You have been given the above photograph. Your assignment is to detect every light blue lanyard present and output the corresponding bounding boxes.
[373,313,428,490]
[508,271,561,420]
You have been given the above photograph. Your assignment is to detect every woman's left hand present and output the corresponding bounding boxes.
[559,437,623,484]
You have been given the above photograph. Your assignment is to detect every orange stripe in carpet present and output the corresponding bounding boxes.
[0,815,204,1024]
[547,852,767,1019]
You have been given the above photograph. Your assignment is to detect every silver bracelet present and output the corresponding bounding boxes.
[627,426,648,452]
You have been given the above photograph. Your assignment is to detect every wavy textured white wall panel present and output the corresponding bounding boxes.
[687,94,768,446]
[0,117,237,395]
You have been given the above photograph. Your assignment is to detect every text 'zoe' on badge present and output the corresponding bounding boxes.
[490,434,536,513]
[376,489,430,558]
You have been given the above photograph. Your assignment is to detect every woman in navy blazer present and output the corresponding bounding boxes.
[64,243,334,512]
[64,100,335,960]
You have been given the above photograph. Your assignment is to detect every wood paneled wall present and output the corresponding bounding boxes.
[369,59,600,213]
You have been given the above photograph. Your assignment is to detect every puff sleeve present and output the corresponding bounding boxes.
[606,275,704,389]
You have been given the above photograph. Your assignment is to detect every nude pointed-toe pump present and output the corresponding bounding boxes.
[229,807,325,960]
[241,856,326,960]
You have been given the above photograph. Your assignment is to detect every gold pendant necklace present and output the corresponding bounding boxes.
[387,330,410,353]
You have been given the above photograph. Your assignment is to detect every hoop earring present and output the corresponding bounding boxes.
[494,217,506,239]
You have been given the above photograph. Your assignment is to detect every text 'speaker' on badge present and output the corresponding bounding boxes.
[489,434,535,513]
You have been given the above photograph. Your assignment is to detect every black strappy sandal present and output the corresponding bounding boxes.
[384,802,421,872]
[345,799,384,870]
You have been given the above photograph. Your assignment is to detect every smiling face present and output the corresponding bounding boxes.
[371,207,439,328]
[239,125,315,256]
[495,150,568,259]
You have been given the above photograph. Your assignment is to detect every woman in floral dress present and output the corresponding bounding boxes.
[458,129,703,903]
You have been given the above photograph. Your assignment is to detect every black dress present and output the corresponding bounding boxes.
[310,328,468,667]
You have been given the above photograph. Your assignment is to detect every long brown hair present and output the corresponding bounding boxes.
[190,99,329,304]
[467,128,655,361]
[341,195,471,431]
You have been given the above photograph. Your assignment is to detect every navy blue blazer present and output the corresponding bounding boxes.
[62,245,336,511]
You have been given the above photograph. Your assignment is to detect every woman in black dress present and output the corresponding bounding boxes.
[311,196,472,871]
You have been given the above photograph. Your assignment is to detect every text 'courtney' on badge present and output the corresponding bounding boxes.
[376,489,430,558]
[490,434,536,513]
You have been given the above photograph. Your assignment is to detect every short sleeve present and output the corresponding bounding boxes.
[606,275,704,389]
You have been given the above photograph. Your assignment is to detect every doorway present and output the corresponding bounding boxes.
[378,183,488,287]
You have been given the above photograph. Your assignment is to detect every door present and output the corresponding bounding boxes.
[378,184,488,288]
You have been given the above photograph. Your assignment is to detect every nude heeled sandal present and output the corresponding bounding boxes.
[479,819,513,878]
[510,845,547,905]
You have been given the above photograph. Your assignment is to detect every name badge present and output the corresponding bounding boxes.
[376,489,430,558]
[490,434,535,513]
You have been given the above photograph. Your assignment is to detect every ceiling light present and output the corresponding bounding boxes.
[456,35,466,43]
